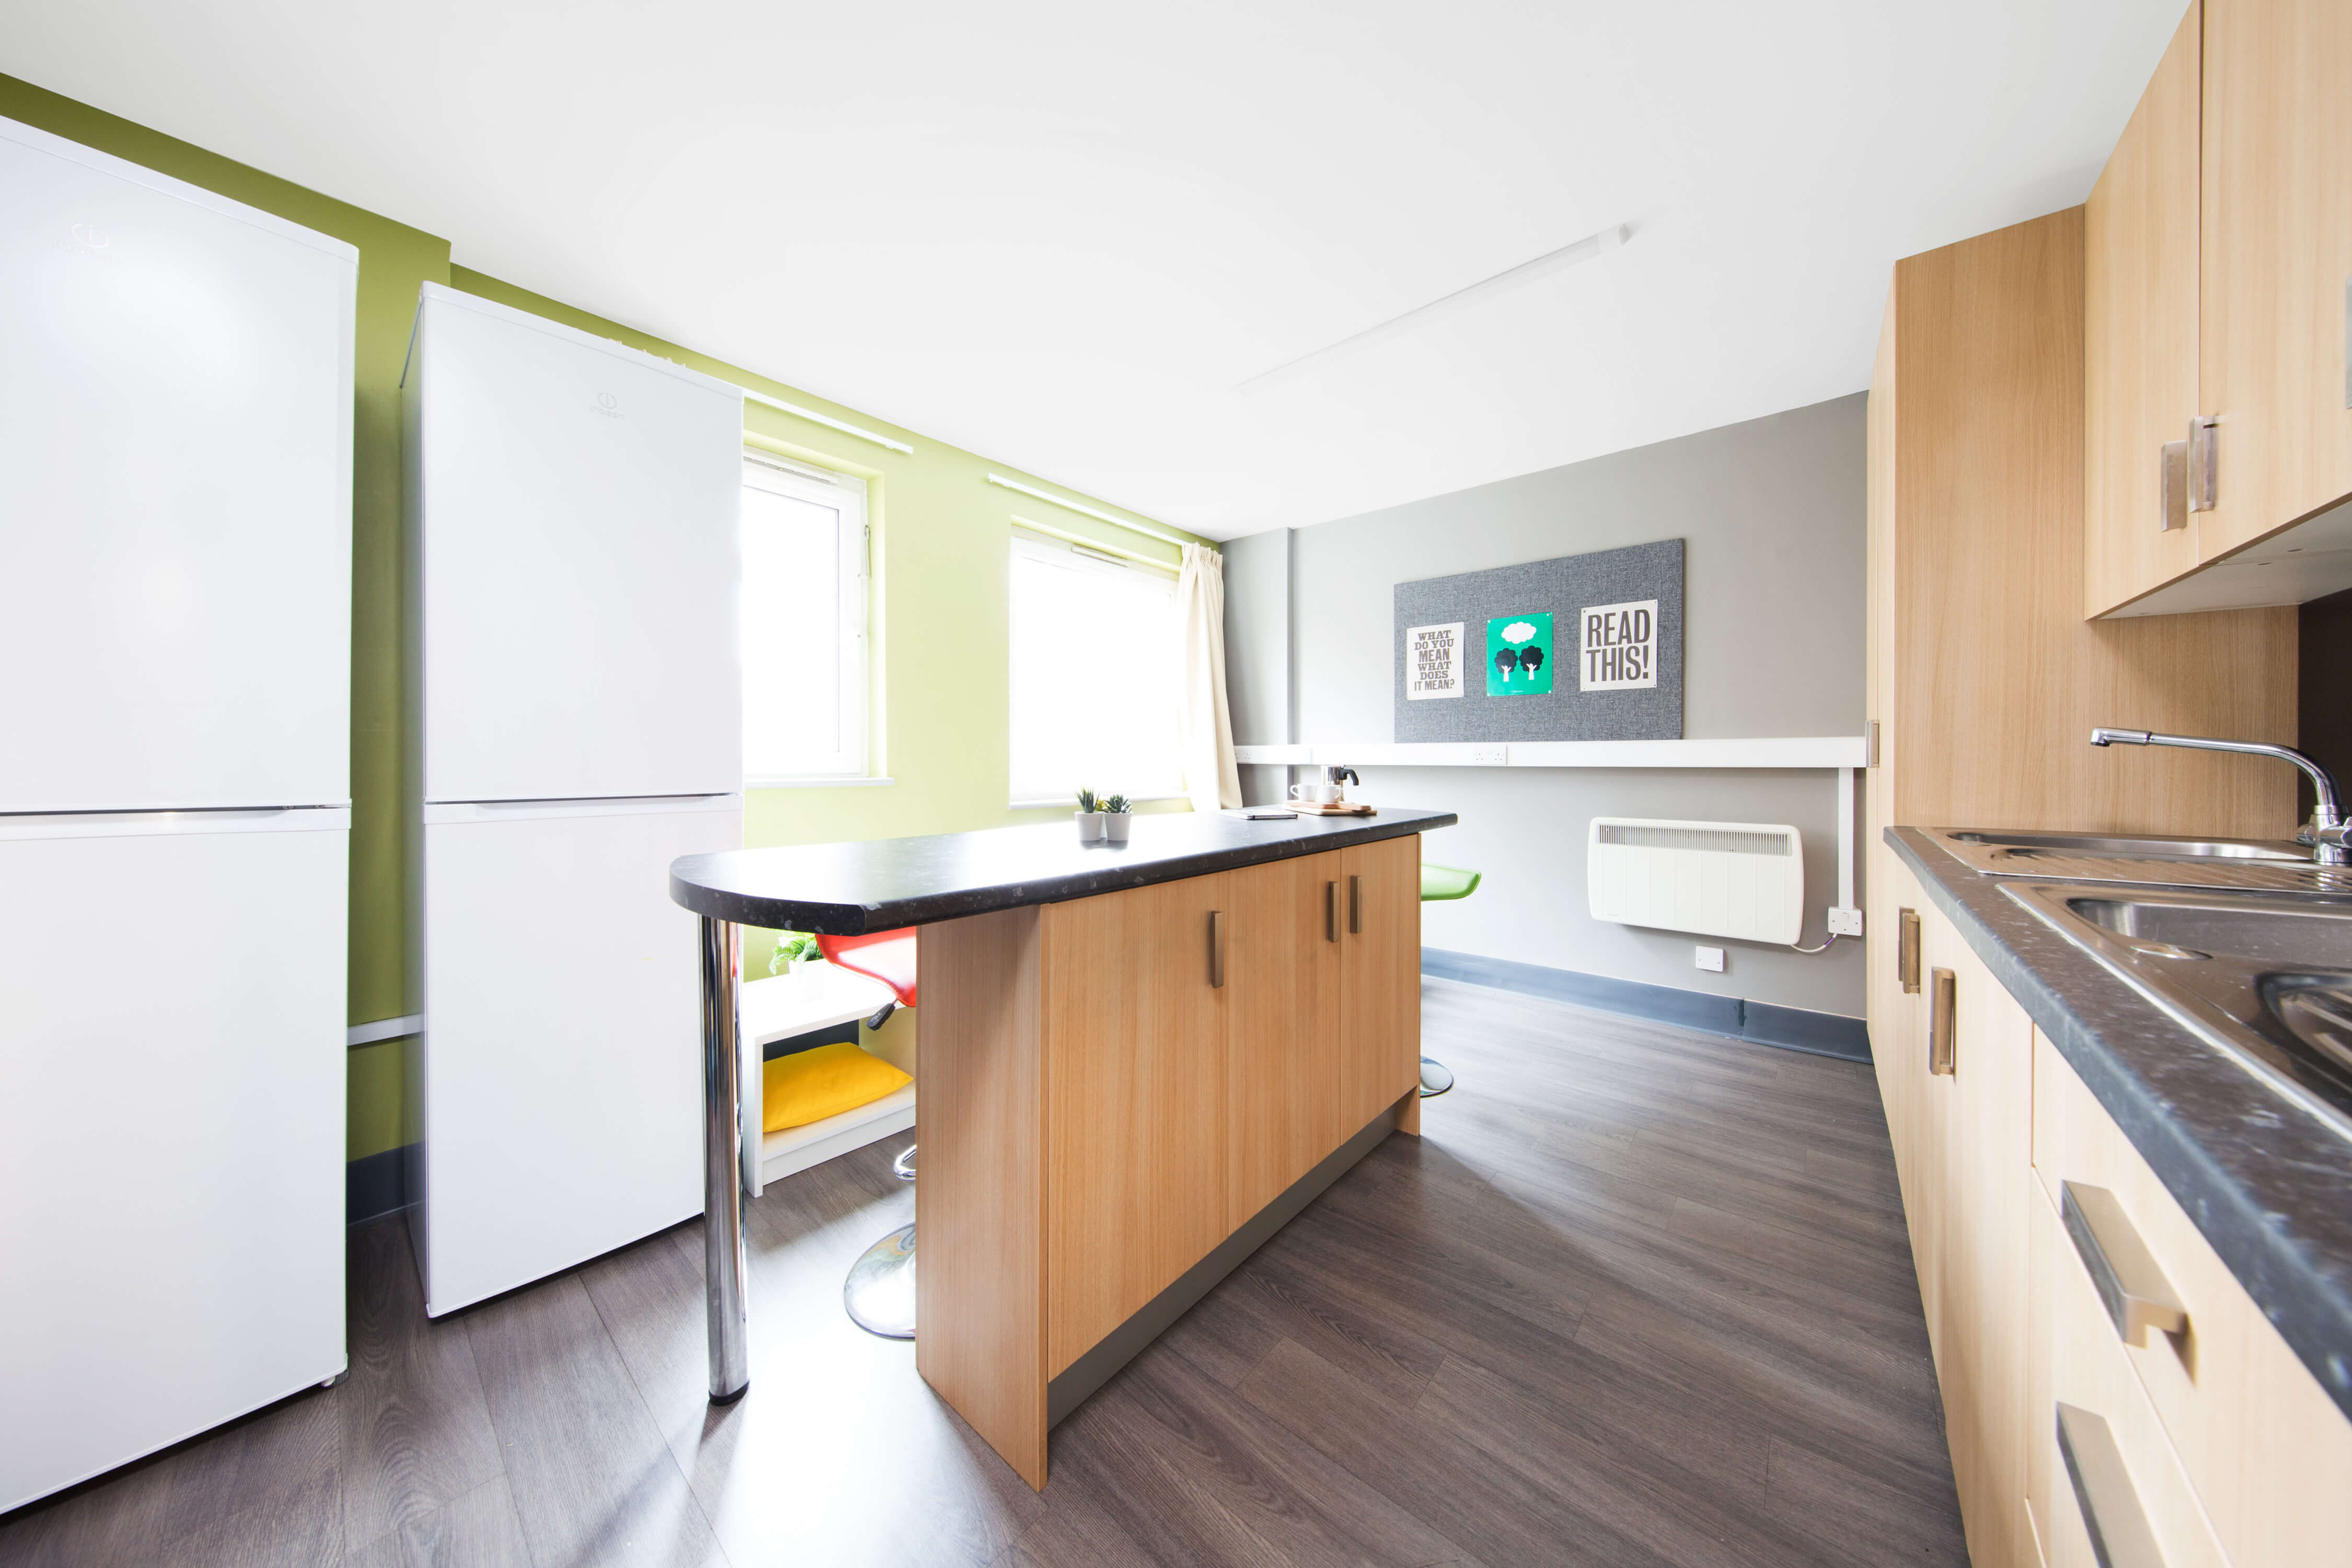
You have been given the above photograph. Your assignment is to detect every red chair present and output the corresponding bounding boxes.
[817,927,919,1338]
[815,929,917,1025]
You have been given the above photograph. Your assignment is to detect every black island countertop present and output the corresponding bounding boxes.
[1887,825,2352,1418]
[671,806,1459,935]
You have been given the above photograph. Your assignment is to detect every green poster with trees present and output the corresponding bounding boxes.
[1485,613,1552,695]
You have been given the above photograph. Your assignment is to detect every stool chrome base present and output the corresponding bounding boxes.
[1418,1056,1455,1097]
[844,1223,916,1339]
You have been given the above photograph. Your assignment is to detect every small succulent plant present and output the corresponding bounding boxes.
[768,930,821,975]
[1101,793,1131,814]
[1075,787,1100,813]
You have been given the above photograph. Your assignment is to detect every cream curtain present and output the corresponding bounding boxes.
[1173,542,1242,813]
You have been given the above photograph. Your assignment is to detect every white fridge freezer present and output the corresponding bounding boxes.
[414,795,741,1316]
[0,114,355,1512]
[405,282,743,806]
[0,114,354,815]
[0,810,349,1514]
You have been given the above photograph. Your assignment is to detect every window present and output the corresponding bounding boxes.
[1008,533,1185,806]
[741,455,868,782]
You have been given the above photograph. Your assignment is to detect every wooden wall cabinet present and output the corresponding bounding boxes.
[1867,206,2297,848]
[2197,0,2352,561]
[2084,0,2352,613]
[2084,0,2205,615]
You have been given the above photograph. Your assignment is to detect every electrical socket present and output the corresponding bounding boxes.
[1827,907,1864,937]
[1694,945,1726,973]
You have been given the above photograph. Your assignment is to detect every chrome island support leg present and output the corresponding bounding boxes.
[698,914,750,1403]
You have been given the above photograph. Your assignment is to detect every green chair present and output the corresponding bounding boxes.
[1421,863,1481,902]
[1417,863,1481,1096]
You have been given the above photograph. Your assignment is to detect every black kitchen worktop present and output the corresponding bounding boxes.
[670,807,1458,935]
[1888,826,2352,1418]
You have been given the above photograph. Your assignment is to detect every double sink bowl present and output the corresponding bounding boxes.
[1928,829,2352,1140]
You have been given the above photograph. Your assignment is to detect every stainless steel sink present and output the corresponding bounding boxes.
[1928,826,2351,894]
[2005,882,2352,1139]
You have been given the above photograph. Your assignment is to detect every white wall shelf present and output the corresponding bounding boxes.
[1233,736,1867,770]
[1236,735,1870,935]
[740,965,915,1193]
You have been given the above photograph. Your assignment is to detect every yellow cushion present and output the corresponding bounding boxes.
[761,1042,912,1133]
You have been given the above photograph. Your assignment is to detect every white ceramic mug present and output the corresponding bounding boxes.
[1289,782,1341,804]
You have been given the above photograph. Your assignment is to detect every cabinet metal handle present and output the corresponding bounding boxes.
[2158,439,2188,532]
[2061,1181,2187,1348]
[1348,874,1363,935]
[1928,967,1956,1075]
[2055,1403,2166,1568]
[1325,882,1339,943]
[1898,908,1921,992]
[2187,416,2218,513]
[1209,910,1226,988]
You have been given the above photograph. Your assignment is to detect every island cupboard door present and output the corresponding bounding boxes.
[1224,850,1344,1227]
[1339,834,1422,1133]
[1042,871,1234,1378]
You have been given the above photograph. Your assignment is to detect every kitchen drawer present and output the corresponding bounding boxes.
[2032,1029,2352,1565]
[2029,1189,2229,1568]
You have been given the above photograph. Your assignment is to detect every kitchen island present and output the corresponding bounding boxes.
[669,805,1456,1486]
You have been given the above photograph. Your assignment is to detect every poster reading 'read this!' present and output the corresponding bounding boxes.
[1579,599,1657,691]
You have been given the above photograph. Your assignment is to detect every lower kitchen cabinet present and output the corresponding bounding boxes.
[1875,878,2352,1566]
[1045,867,1236,1376]
[1225,848,1345,1224]
[2027,1186,2230,1568]
[1044,836,1422,1378]
[1879,869,2035,1568]
[1337,833,1422,1135]
[2033,1029,2352,1566]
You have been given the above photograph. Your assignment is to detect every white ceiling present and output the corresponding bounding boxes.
[5,2,2181,538]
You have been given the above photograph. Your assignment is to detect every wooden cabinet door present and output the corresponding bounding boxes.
[1942,925,2037,1568]
[1042,871,1231,1376]
[1225,850,1343,1226]
[1338,834,1421,1136]
[1908,896,1962,1367]
[1866,847,1921,1193]
[2199,0,2352,559]
[2084,0,2205,615]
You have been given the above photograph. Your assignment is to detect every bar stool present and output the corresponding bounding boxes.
[1417,863,1482,1097]
[816,929,919,1339]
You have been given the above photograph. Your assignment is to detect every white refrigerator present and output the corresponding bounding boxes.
[0,118,355,1511]
[404,284,744,1315]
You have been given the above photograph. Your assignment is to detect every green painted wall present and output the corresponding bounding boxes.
[3,73,1206,1162]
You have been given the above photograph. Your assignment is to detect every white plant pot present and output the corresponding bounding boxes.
[1075,811,1106,841]
[1103,812,1133,843]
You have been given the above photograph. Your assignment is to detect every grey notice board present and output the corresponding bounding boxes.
[1393,538,1683,742]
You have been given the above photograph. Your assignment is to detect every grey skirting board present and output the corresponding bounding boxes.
[1886,825,2352,1421]
[1420,947,1871,1063]
[348,1144,413,1226]
[1046,1102,1403,1428]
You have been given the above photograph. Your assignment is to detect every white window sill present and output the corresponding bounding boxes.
[747,776,895,789]
[1010,792,1190,811]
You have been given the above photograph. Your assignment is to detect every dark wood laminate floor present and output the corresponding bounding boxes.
[0,976,1967,1567]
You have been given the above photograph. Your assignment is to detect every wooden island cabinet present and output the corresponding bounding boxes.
[914,828,1426,1488]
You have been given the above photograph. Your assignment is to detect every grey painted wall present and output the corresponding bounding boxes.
[1226,393,1868,1018]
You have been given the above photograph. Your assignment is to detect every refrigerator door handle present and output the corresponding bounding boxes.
[422,794,742,825]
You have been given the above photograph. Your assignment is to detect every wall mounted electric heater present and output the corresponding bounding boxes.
[1586,817,1804,944]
